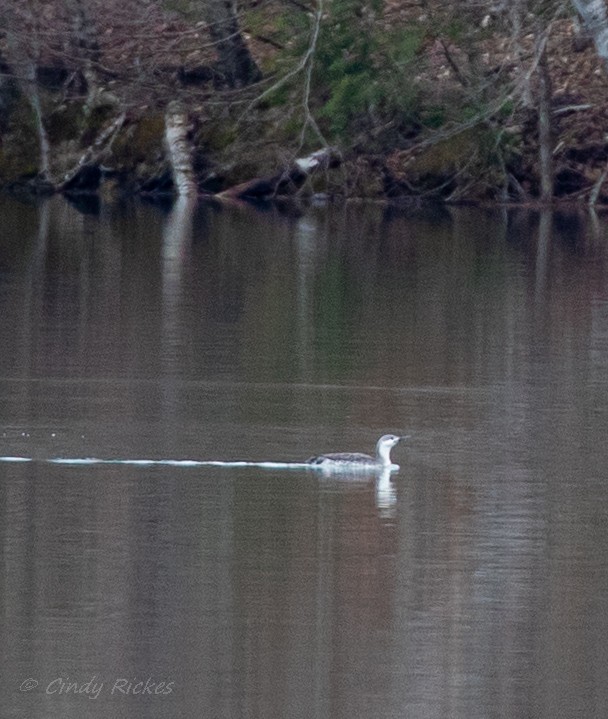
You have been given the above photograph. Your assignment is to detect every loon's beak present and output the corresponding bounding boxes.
[399,435,410,442]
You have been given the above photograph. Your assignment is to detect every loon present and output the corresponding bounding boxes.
[307,434,406,470]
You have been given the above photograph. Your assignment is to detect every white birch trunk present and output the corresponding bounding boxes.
[5,5,52,183]
[537,37,553,203]
[164,101,198,197]
[572,0,608,66]
[25,61,51,182]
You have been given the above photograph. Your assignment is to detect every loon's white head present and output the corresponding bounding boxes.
[376,434,406,466]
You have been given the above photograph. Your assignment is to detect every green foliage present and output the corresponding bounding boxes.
[237,0,426,145]
[386,26,425,68]
[313,0,375,136]
[497,98,515,119]
[379,27,424,117]
[421,106,447,129]
[197,123,238,152]
[260,82,291,109]
[320,73,378,137]
[161,0,198,21]
[310,0,424,140]
[444,18,468,43]
[403,124,520,198]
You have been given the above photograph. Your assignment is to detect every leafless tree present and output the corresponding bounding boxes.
[63,0,103,113]
[571,0,608,68]
[1,0,53,182]
[202,0,262,88]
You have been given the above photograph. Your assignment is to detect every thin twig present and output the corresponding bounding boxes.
[239,0,323,123]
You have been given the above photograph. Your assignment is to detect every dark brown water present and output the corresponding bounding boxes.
[1,197,608,718]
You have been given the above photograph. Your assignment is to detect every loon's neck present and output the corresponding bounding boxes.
[376,441,393,466]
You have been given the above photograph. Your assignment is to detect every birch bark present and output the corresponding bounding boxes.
[572,0,608,66]
[164,101,198,197]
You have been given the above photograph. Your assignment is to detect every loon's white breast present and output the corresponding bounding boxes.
[307,434,406,471]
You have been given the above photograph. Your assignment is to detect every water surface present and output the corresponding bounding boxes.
[1,197,608,718]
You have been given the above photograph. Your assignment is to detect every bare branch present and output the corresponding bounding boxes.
[240,0,323,121]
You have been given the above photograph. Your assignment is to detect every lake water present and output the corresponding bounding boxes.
[1,196,608,718]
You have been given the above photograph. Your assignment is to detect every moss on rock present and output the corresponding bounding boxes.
[0,97,41,182]
[112,115,166,170]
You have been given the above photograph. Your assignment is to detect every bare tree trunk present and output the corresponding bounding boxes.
[26,63,52,183]
[537,36,553,203]
[164,101,198,197]
[571,0,608,68]
[3,1,52,183]
[64,0,103,113]
[203,0,262,88]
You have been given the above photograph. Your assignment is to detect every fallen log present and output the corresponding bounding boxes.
[218,147,340,200]
[57,112,126,194]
